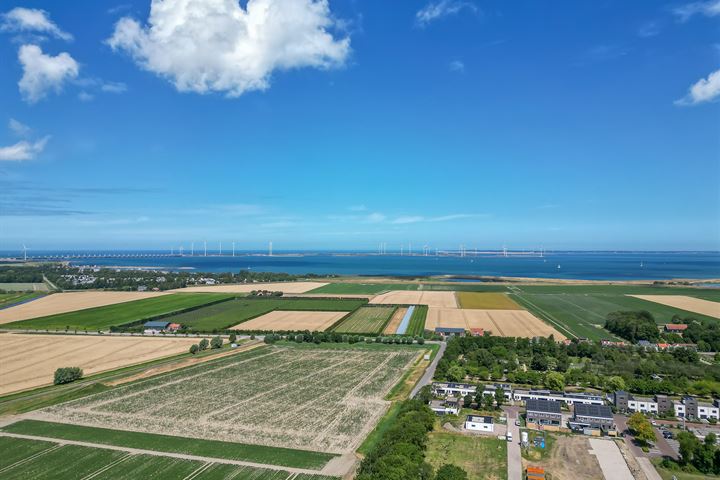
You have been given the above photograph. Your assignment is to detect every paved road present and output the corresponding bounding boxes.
[411,341,445,398]
[588,438,634,480]
[503,406,522,480]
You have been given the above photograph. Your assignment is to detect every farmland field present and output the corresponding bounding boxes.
[333,306,395,334]
[457,292,522,310]
[2,293,233,330]
[0,282,49,292]
[426,307,566,339]
[231,310,348,331]
[177,281,328,293]
[310,283,419,294]
[0,333,202,395]
[0,436,335,479]
[629,295,720,319]
[406,305,428,336]
[383,307,408,334]
[509,291,720,341]
[35,344,419,455]
[370,290,458,308]
[0,292,44,309]
[169,297,366,331]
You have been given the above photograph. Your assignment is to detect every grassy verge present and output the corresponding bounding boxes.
[651,458,720,480]
[2,420,336,470]
[357,402,402,456]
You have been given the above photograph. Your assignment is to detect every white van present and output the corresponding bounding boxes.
[506,431,513,442]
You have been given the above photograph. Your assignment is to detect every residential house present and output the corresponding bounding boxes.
[464,415,494,433]
[525,399,563,427]
[432,382,477,397]
[664,324,688,334]
[434,327,465,337]
[570,404,615,432]
[430,397,460,416]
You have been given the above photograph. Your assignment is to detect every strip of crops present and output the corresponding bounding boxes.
[332,306,395,334]
[406,305,428,336]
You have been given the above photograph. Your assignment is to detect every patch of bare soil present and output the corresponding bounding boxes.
[523,435,604,480]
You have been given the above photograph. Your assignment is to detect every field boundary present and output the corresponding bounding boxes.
[116,295,238,328]
[510,293,579,339]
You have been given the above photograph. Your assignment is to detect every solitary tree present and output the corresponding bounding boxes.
[198,338,209,351]
[627,412,656,445]
[189,344,198,354]
[54,367,83,385]
[210,336,223,349]
[228,332,237,344]
[494,387,505,410]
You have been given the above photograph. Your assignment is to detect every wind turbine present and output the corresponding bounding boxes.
[232,241,235,257]
[191,242,194,256]
[204,240,207,257]
[22,244,28,262]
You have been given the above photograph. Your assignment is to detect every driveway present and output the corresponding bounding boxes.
[411,341,445,398]
[503,406,521,480]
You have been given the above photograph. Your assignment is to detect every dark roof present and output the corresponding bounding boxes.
[434,327,465,333]
[574,403,613,419]
[526,399,562,414]
[144,321,171,328]
[466,415,493,424]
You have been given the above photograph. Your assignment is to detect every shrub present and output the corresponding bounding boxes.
[54,367,83,385]
[198,338,209,351]
[189,344,198,354]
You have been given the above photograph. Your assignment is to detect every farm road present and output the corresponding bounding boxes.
[0,431,331,476]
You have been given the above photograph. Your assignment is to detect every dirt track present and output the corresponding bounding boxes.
[0,291,171,324]
[383,307,408,334]
[0,333,201,395]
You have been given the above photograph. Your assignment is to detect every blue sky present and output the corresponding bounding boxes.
[0,0,718,252]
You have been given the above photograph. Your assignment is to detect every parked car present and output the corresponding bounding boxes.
[506,431,513,442]
[515,419,520,426]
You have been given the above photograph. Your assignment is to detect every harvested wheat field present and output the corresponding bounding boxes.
[0,291,171,324]
[426,308,565,339]
[230,310,347,331]
[630,295,720,319]
[370,290,458,308]
[0,333,201,395]
[457,292,522,310]
[175,281,328,294]
[384,307,408,334]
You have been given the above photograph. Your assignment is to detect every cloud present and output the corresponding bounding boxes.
[8,118,31,137]
[637,21,661,38]
[675,68,720,106]
[365,213,387,223]
[18,44,79,104]
[449,60,465,72]
[416,1,477,27]
[0,7,73,41]
[78,91,95,102]
[107,0,351,97]
[0,136,49,161]
[100,81,127,93]
[673,0,720,22]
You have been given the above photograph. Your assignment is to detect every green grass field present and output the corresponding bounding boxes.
[2,420,335,470]
[170,297,367,331]
[511,290,719,341]
[457,292,523,310]
[0,436,333,479]
[425,431,507,480]
[3,293,234,330]
[513,285,720,299]
[332,306,395,333]
[0,291,45,308]
[406,304,428,336]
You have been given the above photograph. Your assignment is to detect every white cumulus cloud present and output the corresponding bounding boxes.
[674,0,720,22]
[18,44,79,104]
[0,136,49,161]
[416,0,477,27]
[107,0,351,97]
[0,7,72,41]
[675,68,720,106]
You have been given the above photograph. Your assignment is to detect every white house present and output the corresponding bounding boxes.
[464,415,494,433]
[430,398,460,415]
[627,396,658,414]
[432,382,477,397]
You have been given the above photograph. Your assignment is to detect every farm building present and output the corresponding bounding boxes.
[434,327,465,337]
[143,320,171,334]
[525,399,563,428]
[470,328,485,337]
[664,324,688,333]
[570,404,615,433]
[464,415,494,433]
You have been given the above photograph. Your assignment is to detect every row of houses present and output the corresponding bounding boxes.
[432,382,604,407]
[525,399,615,434]
[613,391,720,420]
